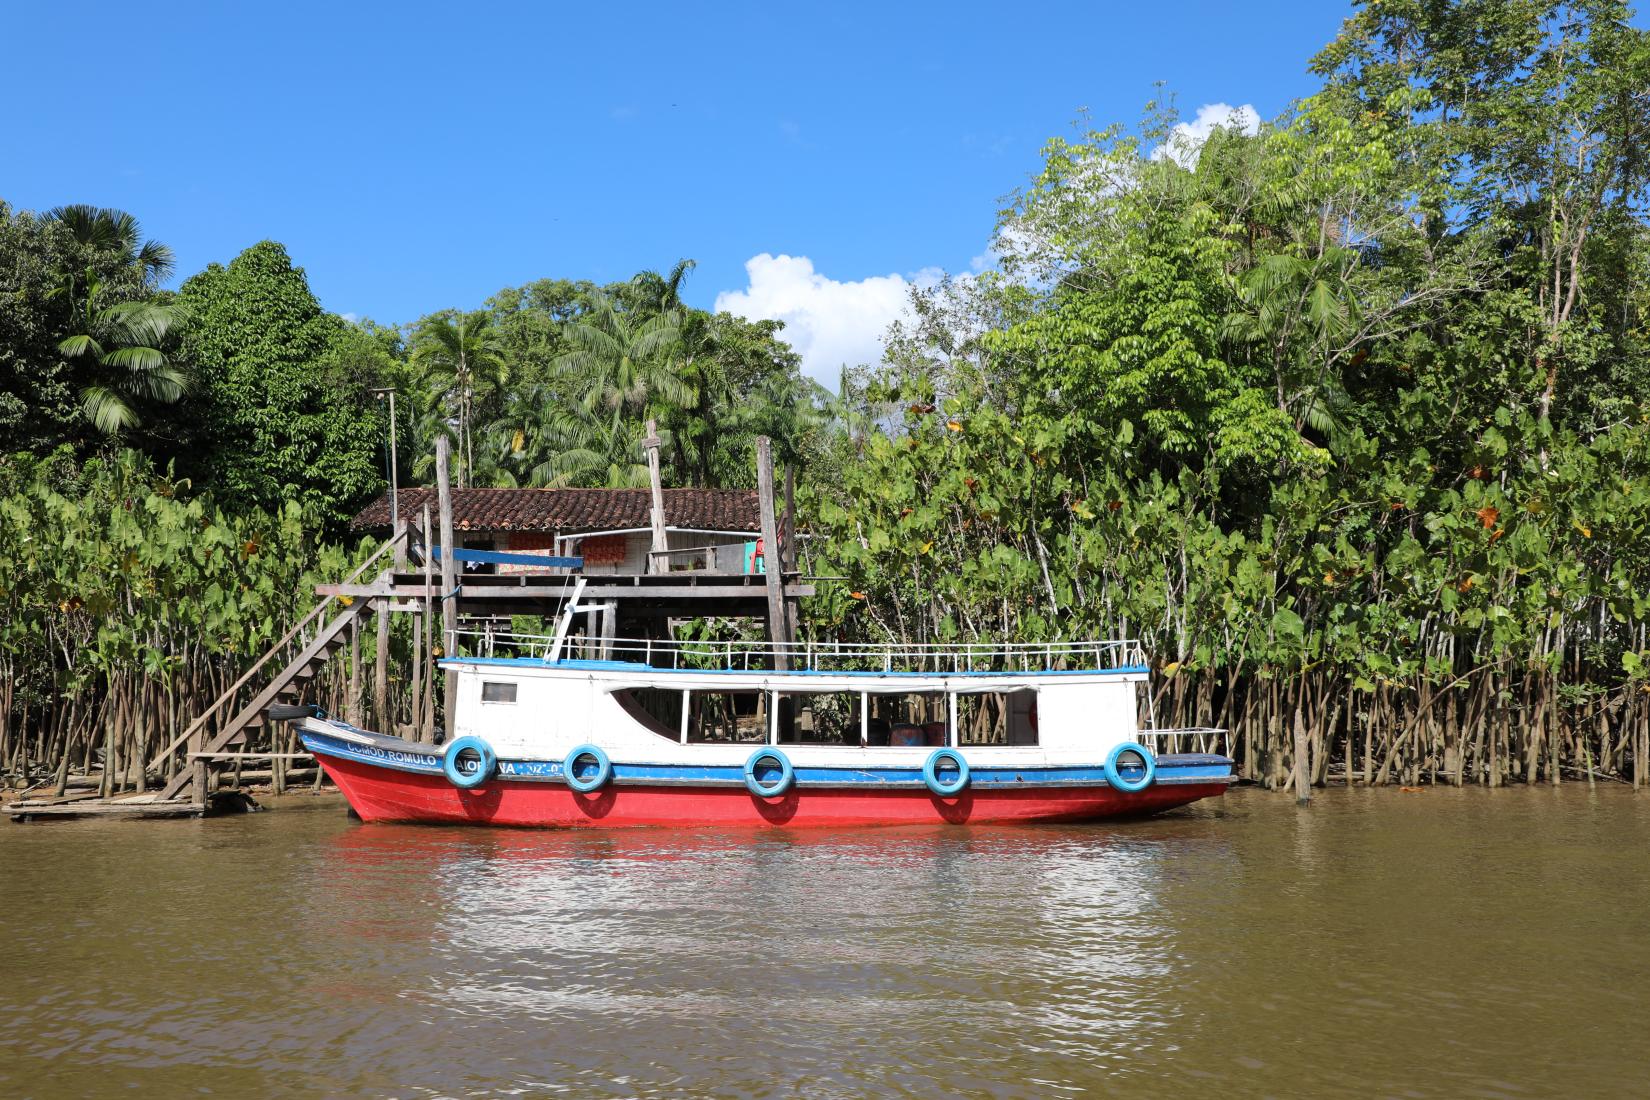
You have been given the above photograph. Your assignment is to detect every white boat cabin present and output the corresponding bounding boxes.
[443,634,1151,772]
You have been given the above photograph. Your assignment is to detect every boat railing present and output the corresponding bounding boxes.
[1138,726,1230,756]
[451,629,1146,674]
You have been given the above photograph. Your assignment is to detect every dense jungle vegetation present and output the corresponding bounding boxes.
[4,0,1650,791]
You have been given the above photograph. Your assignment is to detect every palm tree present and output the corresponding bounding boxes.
[491,383,651,488]
[54,272,189,435]
[556,293,687,417]
[630,258,696,314]
[48,205,174,288]
[1223,246,1362,439]
[410,309,509,487]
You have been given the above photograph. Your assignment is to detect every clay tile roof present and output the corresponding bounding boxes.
[350,487,761,534]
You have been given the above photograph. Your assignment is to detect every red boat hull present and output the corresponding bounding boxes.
[317,752,1227,828]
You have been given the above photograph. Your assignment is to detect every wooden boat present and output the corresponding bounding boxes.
[296,611,1232,828]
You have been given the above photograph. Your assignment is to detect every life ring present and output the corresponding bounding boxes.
[922,748,970,796]
[563,744,613,792]
[1104,742,1156,792]
[744,748,794,798]
[442,736,496,789]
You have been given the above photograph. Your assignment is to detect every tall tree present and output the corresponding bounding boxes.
[46,204,174,288]
[409,309,509,488]
[53,272,189,435]
[556,293,686,417]
[176,241,387,529]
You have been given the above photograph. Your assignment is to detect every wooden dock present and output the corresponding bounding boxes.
[6,792,207,821]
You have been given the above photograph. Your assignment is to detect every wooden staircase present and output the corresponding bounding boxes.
[147,530,409,804]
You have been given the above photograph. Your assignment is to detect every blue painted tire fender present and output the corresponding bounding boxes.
[563,744,613,792]
[442,736,497,789]
[1104,742,1156,792]
[744,748,795,798]
[922,748,970,796]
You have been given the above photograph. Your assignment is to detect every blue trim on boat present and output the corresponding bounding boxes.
[299,727,1232,789]
[440,656,1152,677]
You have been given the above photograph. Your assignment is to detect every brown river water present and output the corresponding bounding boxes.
[2,787,1648,1099]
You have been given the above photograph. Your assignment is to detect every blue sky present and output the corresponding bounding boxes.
[6,0,1353,381]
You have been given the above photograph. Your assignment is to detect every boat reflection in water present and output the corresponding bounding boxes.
[305,814,1236,1081]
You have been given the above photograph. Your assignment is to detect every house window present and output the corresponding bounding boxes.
[481,681,518,704]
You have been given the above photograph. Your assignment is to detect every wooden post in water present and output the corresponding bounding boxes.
[1293,703,1311,804]
[756,437,790,671]
[437,435,458,738]
[645,418,668,576]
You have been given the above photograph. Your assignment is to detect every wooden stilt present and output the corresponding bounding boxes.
[644,418,669,576]
[422,506,436,741]
[756,437,790,671]
[348,615,361,726]
[374,598,389,732]
[437,435,459,738]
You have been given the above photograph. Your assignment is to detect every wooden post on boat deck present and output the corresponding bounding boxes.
[1293,703,1311,804]
[437,436,458,737]
[756,437,790,671]
[645,418,668,576]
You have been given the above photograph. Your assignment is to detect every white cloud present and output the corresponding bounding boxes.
[1152,102,1261,168]
[340,311,359,324]
[715,254,931,387]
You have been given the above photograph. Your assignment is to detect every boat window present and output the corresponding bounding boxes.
[686,691,768,744]
[955,690,1038,746]
[610,687,683,740]
[865,691,948,747]
[481,681,518,704]
[775,692,861,744]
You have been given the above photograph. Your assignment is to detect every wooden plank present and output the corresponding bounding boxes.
[9,801,205,819]
[189,752,314,760]
[313,580,398,597]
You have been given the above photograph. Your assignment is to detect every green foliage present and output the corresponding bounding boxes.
[0,447,361,722]
[806,1,1650,753]
[176,241,389,530]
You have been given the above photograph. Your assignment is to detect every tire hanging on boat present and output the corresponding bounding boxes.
[744,748,795,798]
[1104,742,1156,792]
[922,748,970,796]
[563,744,613,792]
[442,736,497,789]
